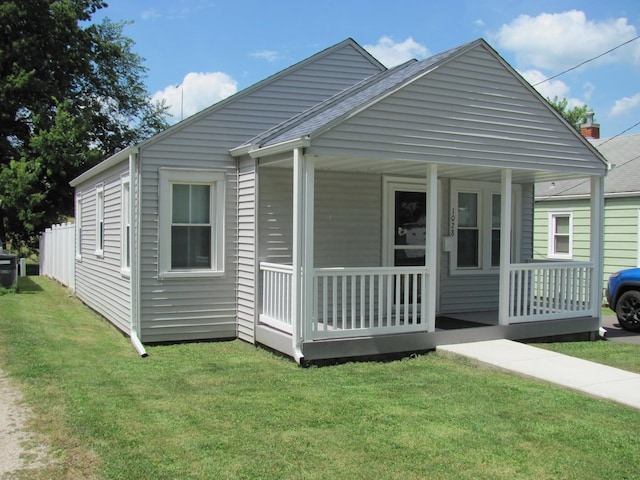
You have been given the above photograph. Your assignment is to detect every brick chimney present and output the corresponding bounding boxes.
[580,110,600,139]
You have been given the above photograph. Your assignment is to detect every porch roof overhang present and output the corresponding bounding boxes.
[232,141,606,185]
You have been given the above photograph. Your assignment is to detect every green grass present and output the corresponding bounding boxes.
[2,277,640,479]
[535,340,640,374]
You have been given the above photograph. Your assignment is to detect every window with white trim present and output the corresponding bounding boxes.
[450,180,520,274]
[95,184,104,256]
[121,176,131,274]
[75,193,82,261]
[159,168,226,278]
[548,211,573,259]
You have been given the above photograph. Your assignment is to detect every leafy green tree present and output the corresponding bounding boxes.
[0,0,168,251]
[547,96,591,131]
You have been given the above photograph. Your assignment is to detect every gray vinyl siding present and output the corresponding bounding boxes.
[309,45,605,177]
[74,161,131,334]
[137,43,384,343]
[237,157,257,342]
[258,168,382,267]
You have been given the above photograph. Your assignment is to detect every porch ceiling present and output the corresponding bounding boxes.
[259,154,599,184]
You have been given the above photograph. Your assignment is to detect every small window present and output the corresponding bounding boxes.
[457,191,479,268]
[121,176,131,274]
[95,184,104,257]
[548,212,573,259]
[159,169,226,278]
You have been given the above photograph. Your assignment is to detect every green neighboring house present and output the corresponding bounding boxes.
[535,132,640,301]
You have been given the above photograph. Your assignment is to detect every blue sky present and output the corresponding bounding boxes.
[93,0,640,138]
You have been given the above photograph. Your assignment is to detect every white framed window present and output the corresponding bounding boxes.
[121,175,131,275]
[548,211,573,259]
[75,193,82,261]
[95,184,104,257]
[158,168,226,278]
[450,180,520,274]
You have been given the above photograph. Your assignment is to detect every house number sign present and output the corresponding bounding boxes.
[450,207,456,236]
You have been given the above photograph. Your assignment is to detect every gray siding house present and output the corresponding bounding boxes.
[71,38,608,363]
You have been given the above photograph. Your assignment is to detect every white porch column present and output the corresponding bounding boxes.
[498,169,512,326]
[291,148,305,361]
[291,148,315,361]
[426,163,438,332]
[302,156,315,342]
[590,175,605,319]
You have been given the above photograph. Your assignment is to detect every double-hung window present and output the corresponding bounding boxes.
[548,211,573,259]
[450,180,520,274]
[159,168,226,278]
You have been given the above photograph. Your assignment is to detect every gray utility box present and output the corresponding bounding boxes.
[0,254,17,288]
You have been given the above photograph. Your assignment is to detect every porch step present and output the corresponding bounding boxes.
[436,339,640,410]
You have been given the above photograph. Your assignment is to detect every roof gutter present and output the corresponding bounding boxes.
[229,137,310,159]
[70,147,132,187]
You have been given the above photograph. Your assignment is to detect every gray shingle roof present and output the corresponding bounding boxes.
[240,39,481,149]
[535,132,640,199]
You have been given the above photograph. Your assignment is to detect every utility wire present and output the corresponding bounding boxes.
[597,119,640,147]
[533,34,640,86]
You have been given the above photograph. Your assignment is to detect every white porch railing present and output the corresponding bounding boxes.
[259,263,429,339]
[508,261,594,322]
[260,262,294,333]
[260,261,596,340]
[312,266,428,339]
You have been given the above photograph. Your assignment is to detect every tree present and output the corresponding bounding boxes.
[0,0,168,251]
[547,96,591,131]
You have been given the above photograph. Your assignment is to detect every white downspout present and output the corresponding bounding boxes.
[129,147,147,357]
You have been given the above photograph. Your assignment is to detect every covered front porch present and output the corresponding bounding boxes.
[249,148,604,364]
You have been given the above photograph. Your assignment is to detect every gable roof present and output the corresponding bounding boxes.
[71,38,385,186]
[234,40,476,151]
[536,133,640,200]
[231,38,608,180]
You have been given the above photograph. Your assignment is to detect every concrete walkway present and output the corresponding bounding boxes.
[437,339,640,410]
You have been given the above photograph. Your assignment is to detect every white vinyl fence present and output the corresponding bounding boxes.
[40,222,75,290]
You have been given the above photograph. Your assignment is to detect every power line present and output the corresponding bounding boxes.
[533,35,640,86]
[597,119,640,147]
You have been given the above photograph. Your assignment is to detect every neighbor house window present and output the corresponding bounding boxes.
[159,168,226,278]
[121,176,131,274]
[95,184,104,257]
[450,180,520,274]
[548,211,573,259]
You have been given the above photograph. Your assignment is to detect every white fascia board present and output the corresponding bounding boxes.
[230,137,310,159]
[70,147,132,187]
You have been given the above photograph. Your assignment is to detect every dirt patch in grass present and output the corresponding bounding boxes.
[0,370,50,477]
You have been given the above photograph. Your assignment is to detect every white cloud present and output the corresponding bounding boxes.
[610,93,640,117]
[364,36,430,68]
[473,19,485,27]
[491,10,639,70]
[251,50,279,62]
[152,72,238,122]
[140,8,161,21]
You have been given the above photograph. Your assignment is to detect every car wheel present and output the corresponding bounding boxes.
[615,290,640,332]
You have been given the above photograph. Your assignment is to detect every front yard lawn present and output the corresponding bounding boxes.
[1,276,639,480]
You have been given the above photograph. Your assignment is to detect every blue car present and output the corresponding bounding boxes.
[606,268,640,332]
